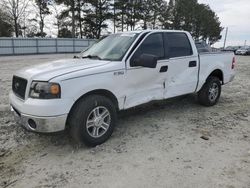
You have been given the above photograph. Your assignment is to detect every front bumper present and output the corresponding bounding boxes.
[9,91,73,133]
[11,106,67,133]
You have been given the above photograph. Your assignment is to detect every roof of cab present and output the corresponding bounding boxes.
[115,29,188,35]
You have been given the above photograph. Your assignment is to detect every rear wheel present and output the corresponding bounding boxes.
[198,76,221,106]
[69,95,117,146]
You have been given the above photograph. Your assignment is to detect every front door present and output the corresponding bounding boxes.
[124,32,169,109]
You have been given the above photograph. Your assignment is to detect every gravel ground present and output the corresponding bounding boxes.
[0,54,249,188]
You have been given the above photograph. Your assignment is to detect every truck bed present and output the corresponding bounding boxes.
[197,51,235,91]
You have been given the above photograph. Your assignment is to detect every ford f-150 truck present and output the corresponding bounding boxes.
[10,30,236,146]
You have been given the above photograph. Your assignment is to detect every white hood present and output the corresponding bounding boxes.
[15,58,110,81]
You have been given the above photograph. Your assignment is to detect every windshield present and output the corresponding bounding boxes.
[80,33,139,61]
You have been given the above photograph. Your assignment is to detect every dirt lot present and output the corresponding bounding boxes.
[0,54,249,188]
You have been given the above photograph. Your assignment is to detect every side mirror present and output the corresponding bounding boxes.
[131,54,158,68]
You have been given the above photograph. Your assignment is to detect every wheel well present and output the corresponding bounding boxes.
[82,89,119,109]
[207,69,224,84]
[66,89,119,128]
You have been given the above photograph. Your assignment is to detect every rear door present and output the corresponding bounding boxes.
[163,32,199,98]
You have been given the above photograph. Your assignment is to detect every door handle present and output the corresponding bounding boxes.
[189,61,197,67]
[160,65,168,73]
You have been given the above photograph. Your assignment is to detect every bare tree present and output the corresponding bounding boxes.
[33,0,51,37]
[49,3,64,37]
[1,0,30,37]
[0,6,14,36]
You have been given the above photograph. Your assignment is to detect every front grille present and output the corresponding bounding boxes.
[12,76,27,99]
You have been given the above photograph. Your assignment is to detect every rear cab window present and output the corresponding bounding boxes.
[164,32,193,58]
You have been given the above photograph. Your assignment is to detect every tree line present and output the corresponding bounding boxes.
[0,0,223,44]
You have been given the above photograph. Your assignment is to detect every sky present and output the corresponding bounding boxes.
[198,0,250,47]
[44,0,250,48]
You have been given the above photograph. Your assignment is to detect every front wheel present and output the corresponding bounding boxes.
[69,95,117,146]
[198,76,221,106]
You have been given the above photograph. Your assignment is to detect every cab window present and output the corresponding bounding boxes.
[164,32,193,58]
[131,33,164,63]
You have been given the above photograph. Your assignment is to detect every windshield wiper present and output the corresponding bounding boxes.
[82,55,102,60]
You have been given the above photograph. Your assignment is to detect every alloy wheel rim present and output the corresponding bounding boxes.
[86,106,111,138]
[208,83,219,102]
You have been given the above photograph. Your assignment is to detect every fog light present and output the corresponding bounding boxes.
[28,119,37,130]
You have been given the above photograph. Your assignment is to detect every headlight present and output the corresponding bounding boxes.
[29,81,61,99]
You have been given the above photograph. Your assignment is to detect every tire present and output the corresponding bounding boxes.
[69,95,117,146]
[198,76,221,106]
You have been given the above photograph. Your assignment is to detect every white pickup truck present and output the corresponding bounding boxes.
[10,30,236,146]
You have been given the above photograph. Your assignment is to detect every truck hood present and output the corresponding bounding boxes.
[15,58,110,81]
